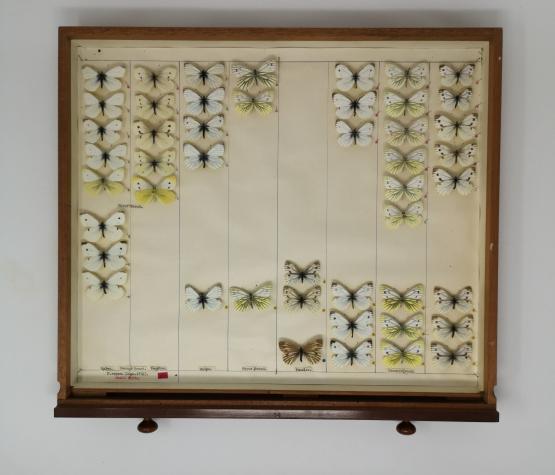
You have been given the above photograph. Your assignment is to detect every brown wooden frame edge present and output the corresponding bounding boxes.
[57,26,502,423]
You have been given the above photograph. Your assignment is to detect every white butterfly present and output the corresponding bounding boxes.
[385,63,427,89]
[82,65,125,92]
[232,59,277,90]
[431,342,473,366]
[183,63,225,88]
[184,88,225,115]
[82,168,125,195]
[81,242,127,271]
[379,313,424,340]
[434,114,478,140]
[330,339,373,367]
[335,63,375,92]
[384,90,427,118]
[82,271,127,300]
[432,167,476,196]
[384,148,426,175]
[284,260,320,285]
[384,201,424,228]
[439,64,475,87]
[134,66,177,93]
[384,175,425,202]
[433,143,477,167]
[335,120,374,147]
[283,286,321,312]
[434,286,473,312]
[80,211,125,243]
[432,314,474,339]
[83,119,122,144]
[230,282,273,311]
[329,309,374,339]
[135,94,176,120]
[331,281,374,310]
[134,149,176,176]
[83,92,124,118]
[233,90,274,115]
[133,121,176,149]
[184,115,224,140]
[85,144,126,170]
[184,284,223,311]
[332,91,376,119]
[183,143,225,170]
[385,118,427,146]
[439,88,473,112]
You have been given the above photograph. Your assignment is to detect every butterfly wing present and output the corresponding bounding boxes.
[184,285,203,311]
[329,311,353,338]
[301,337,323,365]
[105,242,127,270]
[333,93,355,119]
[454,287,473,311]
[434,144,457,167]
[432,168,456,196]
[458,113,479,140]
[278,339,301,365]
[183,63,202,85]
[379,314,404,339]
[352,282,374,309]
[335,120,354,147]
[329,340,352,366]
[335,64,355,91]
[355,122,374,146]
[206,143,225,170]
[105,271,127,299]
[251,282,273,310]
[355,63,376,91]
[204,284,223,310]
[253,91,274,115]
[132,176,155,205]
[456,167,476,195]
[458,64,475,86]
[406,63,427,89]
[83,92,102,118]
[82,272,103,300]
[205,88,225,115]
[183,89,204,115]
[385,63,408,89]
[183,143,203,170]
[434,115,457,140]
[283,286,302,311]
[439,64,458,87]
[385,91,427,118]
[330,282,351,309]
[302,286,322,311]
[401,284,425,311]
[356,91,377,119]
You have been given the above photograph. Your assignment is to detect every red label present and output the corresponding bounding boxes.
[157,371,169,379]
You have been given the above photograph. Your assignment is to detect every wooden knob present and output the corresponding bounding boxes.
[396,420,416,435]
[137,418,158,433]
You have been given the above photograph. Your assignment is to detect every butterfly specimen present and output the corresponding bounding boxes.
[384,201,424,228]
[134,66,177,93]
[83,119,122,144]
[434,286,473,312]
[434,113,478,140]
[184,88,225,115]
[330,340,373,367]
[335,120,374,147]
[82,65,125,91]
[384,90,428,118]
[85,144,127,170]
[335,63,376,91]
[232,59,278,90]
[381,284,425,312]
[133,121,176,149]
[385,118,428,146]
[282,286,321,311]
[384,148,426,175]
[439,64,475,87]
[432,314,474,339]
[284,260,320,285]
[83,92,124,118]
[331,281,374,310]
[81,242,127,271]
[132,175,177,205]
[434,143,477,167]
[183,143,225,170]
[432,167,476,196]
[332,91,376,119]
[431,342,473,366]
[135,94,176,120]
[329,310,373,338]
[379,313,423,340]
[383,174,425,202]
[80,211,125,243]
[82,168,125,195]
[230,282,273,311]
[438,88,473,112]
[278,336,323,365]
[381,339,424,367]
[184,115,224,140]
[82,271,127,300]
[183,63,225,88]
[233,90,274,115]
[134,149,176,176]
[385,63,427,89]
[184,284,223,311]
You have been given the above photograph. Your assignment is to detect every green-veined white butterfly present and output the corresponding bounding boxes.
[184,88,225,115]
[82,65,125,92]
[381,339,424,368]
[184,284,223,311]
[439,88,473,112]
[431,341,473,366]
[434,143,477,167]
[230,282,273,311]
[279,336,323,365]
[384,148,426,175]
[134,66,177,93]
[385,118,427,146]
[332,91,376,119]
[379,313,424,340]
[82,271,127,300]
[336,120,374,147]
[335,63,376,91]
[80,211,125,243]
[329,309,374,339]
[434,113,478,140]
[439,64,475,87]
[183,143,225,170]
[83,119,122,144]
[232,59,277,90]
[432,314,474,339]
[132,175,177,205]
[384,201,424,228]
[184,115,224,140]
[381,284,425,312]
[83,92,124,118]
[330,339,373,367]
[134,149,176,176]
[135,94,176,120]
[133,121,176,149]
[432,167,476,196]
[384,174,425,202]
[385,63,427,89]
[82,168,125,195]
[81,242,127,272]
[284,260,320,285]
[283,285,321,312]
[85,143,126,170]
[331,281,374,310]
[183,63,225,88]
[384,90,427,118]
[233,90,274,115]
[434,286,473,312]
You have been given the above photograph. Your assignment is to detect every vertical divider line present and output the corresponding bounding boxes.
[424,61,431,375]
[128,60,134,367]
[275,57,280,375]
[226,60,231,372]
[374,60,381,373]
[177,60,182,382]
[324,61,330,373]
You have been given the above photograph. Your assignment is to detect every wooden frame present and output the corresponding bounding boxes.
[56,27,502,433]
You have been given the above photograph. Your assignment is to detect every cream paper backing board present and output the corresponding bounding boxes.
[70,40,489,393]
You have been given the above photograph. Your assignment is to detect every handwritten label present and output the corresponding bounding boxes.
[241,365,268,372]
[295,367,313,372]
[199,366,216,372]
[387,368,416,374]
[118,203,143,209]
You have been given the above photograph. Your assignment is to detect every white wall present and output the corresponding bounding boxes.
[1,1,554,474]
